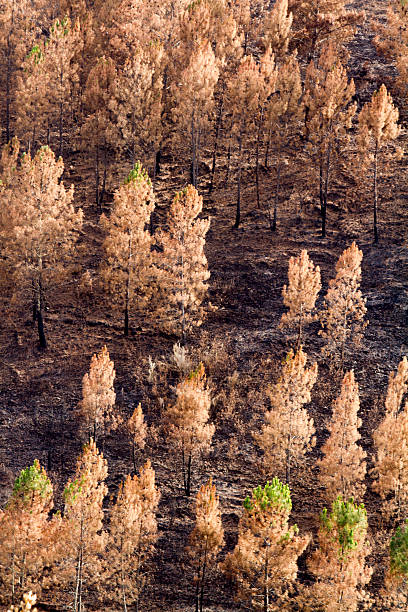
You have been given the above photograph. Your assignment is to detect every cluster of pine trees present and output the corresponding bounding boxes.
[1,0,408,609]
[1,242,408,610]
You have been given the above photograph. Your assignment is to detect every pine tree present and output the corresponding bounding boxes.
[288,0,363,60]
[16,17,82,157]
[111,43,163,178]
[357,84,400,243]
[223,479,310,611]
[105,460,160,612]
[0,0,47,142]
[303,42,356,237]
[263,52,302,230]
[320,242,367,368]
[0,142,82,348]
[317,370,366,503]
[254,347,317,486]
[127,403,147,473]
[79,346,119,443]
[226,50,277,228]
[307,497,372,612]
[164,363,214,496]
[372,356,408,520]
[263,0,293,59]
[15,43,48,152]
[187,478,224,612]
[279,249,321,347]
[101,162,155,336]
[171,40,219,187]
[154,185,210,338]
[0,461,53,605]
[60,439,108,612]
[82,55,117,209]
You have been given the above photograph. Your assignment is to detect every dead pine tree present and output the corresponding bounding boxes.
[357,84,400,244]
[226,50,276,228]
[279,249,321,348]
[372,356,408,521]
[104,460,160,612]
[254,347,317,486]
[154,185,210,340]
[82,56,117,210]
[317,370,366,504]
[319,242,367,370]
[171,40,219,188]
[264,53,302,231]
[126,403,147,473]
[78,346,120,445]
[0,461,53,605]
[163,363,214,496]
[187,478,224,612]
[303,42,356,238]
[100,162,155,336]
[0,142,82,348]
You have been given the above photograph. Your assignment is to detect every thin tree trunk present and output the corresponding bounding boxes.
[224,142,231,186]
[6,37,12,144]
[264,554,269,612]
[58,98,63,159]
[272,159,282,232]
[255,108,264,209]
[124,233,132,336]
[195,558,201,612]
[199,541,208,612]
[186,452,192,496]
[95,142,100,209]
[297,307,303,350]
[286,408,294,487]
[100,142,107,208]
[264,126,272,168]
[191,108,197,188]
[234,131,243,229]
[132,440,137,474]
[11,550,15,604]
[208,94,224,194]
[121,549,128,612]
[373,140,379,244]
[321,140,332,238]
[37,276,46,349]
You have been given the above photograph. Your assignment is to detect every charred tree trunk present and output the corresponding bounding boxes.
[208,94,224,194]
[373,140,379,244]
[234,131,243,229]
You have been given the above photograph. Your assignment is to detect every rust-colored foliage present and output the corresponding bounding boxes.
[317,370,366,503]
[154,185,210,338]
[105,460,160,611]
[79,345,120,442]
[280,249,321,346]
[60,439,108,612]
[164,363,214,496]
[0,142,82,348]
[101,162,155,336]
[255,347,317,486]
[187,478,224,612]
[372,356,408,520]
[357,84,401,243]
[320,242,367,368]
